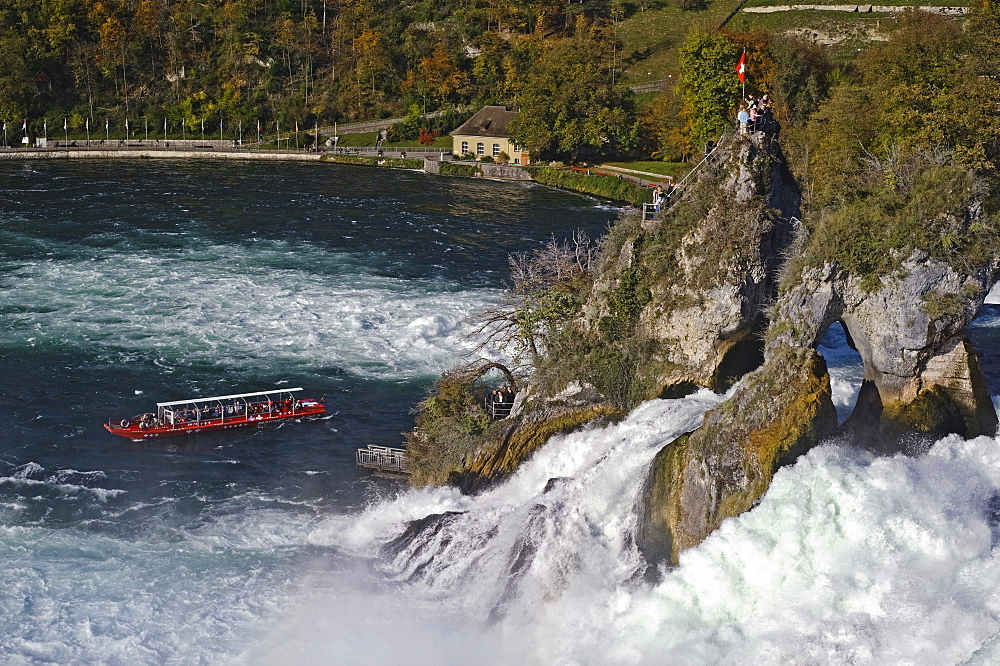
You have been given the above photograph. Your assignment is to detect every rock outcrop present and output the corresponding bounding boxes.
[408,129,998,568]
[451,382,622,493]
[582,133,800,394]
[638,346,838,565]
[769,252,998,449]
[635,141,998,565]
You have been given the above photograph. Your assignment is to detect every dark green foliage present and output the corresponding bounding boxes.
[321,154,424,170]
[0,0,628,141]
[767,37,830,127]
[404,364,498,485]
[439,162,482,177]
[598,263,651,340]
[531,327,655,410]
[677,30,741,154]
[508,37,640,161]
[385,108,476,143]
[780,6,1000,289]
[526,167,651,205]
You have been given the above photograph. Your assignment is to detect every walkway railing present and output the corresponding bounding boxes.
[356,445,409,475]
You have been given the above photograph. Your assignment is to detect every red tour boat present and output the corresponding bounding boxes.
[105,388,326,439]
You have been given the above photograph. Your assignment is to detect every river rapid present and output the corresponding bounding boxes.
[2,159,1000,664]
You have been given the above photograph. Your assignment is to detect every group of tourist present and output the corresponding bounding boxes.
[737,93,778,136]
[127,399,306,430]
[652,182,676,211]
[489,386,516,405]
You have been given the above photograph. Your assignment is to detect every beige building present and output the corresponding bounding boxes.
[450,106,530,165]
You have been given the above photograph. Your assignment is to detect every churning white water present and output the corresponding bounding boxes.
[255,377,1000,664]
[5,160,999,664]
[2,239,499,379]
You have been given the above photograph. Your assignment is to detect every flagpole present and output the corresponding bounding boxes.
[742,47,746,101]
[64,118,68,147]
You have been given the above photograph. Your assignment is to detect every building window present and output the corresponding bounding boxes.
[493,143,500,156]
[461,141,468,154]
[514,158,520,164]
[477,142,485,156]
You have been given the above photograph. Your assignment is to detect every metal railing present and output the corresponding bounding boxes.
[356,445,409,474]
[485,395,515,419]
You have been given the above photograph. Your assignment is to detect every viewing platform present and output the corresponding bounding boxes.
[356,445,409,475]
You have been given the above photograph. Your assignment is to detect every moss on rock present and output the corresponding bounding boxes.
[452,404,623,493]
[639,346,838,565]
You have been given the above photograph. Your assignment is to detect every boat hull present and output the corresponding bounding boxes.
[105,403,326,439]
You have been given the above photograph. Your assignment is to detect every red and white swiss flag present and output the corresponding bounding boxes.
[736,52,747,83]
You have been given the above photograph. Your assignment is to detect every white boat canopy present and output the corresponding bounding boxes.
[156,388,305,408]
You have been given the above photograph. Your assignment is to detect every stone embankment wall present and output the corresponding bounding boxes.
[743,4,969,14]
[0,149,326,162]
[478,162,532,181]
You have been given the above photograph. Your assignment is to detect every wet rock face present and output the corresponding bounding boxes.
[770,252,998,447]
[638,347,838,565]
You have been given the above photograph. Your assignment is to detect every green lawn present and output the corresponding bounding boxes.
[616,0,745,84]
[603,161,692,178]
[618,0,969,85]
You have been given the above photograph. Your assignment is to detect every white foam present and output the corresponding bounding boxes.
[3,240,499,379]
[0,463,123,503]
[262,394,1000,665]
[0,491,324,664]
[986,282,1000,305]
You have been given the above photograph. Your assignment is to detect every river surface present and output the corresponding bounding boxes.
[2,159,1000,664]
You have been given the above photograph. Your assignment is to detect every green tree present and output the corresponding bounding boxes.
[509,38,639,161]
[677,30,740,155]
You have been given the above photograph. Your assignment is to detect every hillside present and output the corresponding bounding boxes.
[404,4,1000,566]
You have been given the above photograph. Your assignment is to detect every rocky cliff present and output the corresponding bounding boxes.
[768,254,997,449]
[581,133,800,394]
[408,130,999,566]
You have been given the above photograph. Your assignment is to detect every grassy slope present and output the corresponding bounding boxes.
[616,1,745,84]
[744,0,969,6]
[619,0,970,82]
[604,161,691,177]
